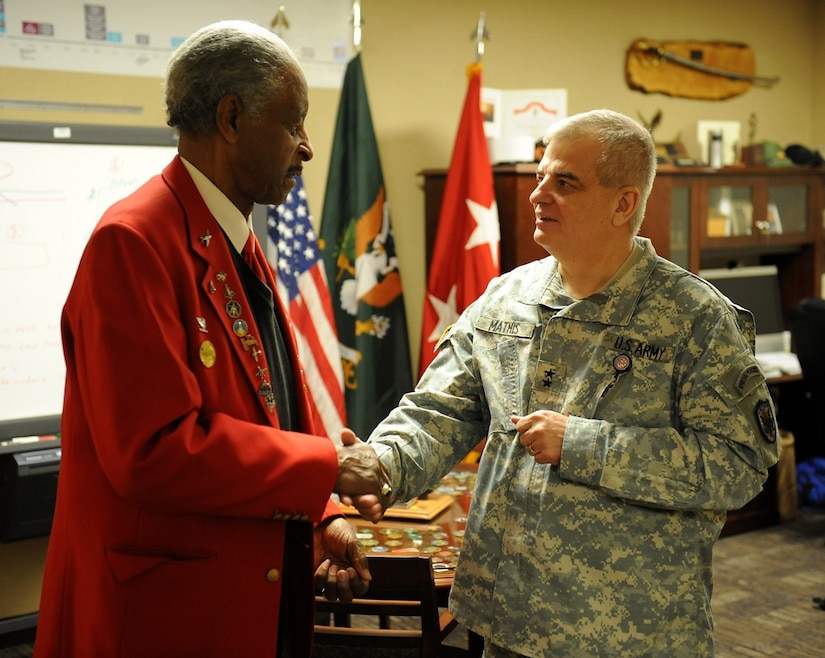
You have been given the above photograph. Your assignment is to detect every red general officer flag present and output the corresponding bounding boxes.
[266,176,347,440]
[419,62,499,377]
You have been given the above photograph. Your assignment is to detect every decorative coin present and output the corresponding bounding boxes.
[199,340,216,368]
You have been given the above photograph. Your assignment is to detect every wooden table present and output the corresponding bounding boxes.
[346,496,470,589]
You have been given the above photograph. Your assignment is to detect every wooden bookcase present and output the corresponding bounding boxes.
[646,165,824,326]
[422,165,824,312]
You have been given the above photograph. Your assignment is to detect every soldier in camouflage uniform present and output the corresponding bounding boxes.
[343,109,780,657]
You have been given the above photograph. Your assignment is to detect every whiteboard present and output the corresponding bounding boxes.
[0,127,177,426]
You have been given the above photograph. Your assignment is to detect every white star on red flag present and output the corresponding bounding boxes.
[425,285,458,343]
[465,197,500,269]
[418,63,499,377]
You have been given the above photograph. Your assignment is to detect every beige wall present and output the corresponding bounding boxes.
[1,0,822,371]
[814,0,825,148]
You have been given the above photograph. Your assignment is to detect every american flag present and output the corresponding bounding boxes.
[266,176,346,441]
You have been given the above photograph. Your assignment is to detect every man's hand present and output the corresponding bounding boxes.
[335,429,390,523]
[512,410,567,465]
[313,517,371,602]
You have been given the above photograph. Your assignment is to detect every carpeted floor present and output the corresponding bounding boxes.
[712,506,825,657]
[3,508,824,657]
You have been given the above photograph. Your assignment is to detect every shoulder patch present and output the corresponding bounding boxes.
[718,355,765,400]
[735,364,763,396]
[755,399,777,444]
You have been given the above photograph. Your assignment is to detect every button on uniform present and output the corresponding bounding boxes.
[266,568,280,583]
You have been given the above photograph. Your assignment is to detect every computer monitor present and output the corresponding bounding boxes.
[699,265,786,353]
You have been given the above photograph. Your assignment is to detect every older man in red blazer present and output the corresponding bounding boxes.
[35,21,382,658]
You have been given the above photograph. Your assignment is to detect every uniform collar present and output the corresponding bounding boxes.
[524,237,659,327]
[179,157,252,252]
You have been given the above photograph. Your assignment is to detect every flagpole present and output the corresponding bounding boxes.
[418,16,499,377]
[320,12,414,437]
[351,0,363,52]
[269,5,289,38]
[472,12,489,63]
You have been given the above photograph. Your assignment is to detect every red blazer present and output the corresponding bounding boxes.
[35,157,342,658]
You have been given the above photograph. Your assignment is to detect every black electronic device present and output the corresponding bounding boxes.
[0,447,61,542]
[699,265,785,351]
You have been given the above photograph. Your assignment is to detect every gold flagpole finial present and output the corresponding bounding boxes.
[270,5,290,38]
[351,0,363,53]
[471,12,490,63]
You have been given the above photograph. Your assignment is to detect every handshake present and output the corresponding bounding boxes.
[334,428,392,523]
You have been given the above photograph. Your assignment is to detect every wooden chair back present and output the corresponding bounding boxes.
[313,555,458,657]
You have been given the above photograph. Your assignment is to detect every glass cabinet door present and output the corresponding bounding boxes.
[704,179,810,243]
[765,184,807,235]
[669,186,690,269]
[707,184,753,238]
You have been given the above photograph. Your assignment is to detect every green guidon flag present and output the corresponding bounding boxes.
[319,52,413,439]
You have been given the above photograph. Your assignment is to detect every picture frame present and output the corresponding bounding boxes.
[655,141,696,166]
[766,202,783,234]
[730,200,753,236]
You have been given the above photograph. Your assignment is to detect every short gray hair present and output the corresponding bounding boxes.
[545,109,657,234]
[165,20,300,137]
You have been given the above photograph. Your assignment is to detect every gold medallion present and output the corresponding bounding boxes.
[199,340,217,368]
[225,300,242,318]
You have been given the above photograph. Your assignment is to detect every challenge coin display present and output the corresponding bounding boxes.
[354,524,463,571]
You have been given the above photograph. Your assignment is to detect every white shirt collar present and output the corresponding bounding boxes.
[180,156,251,253]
